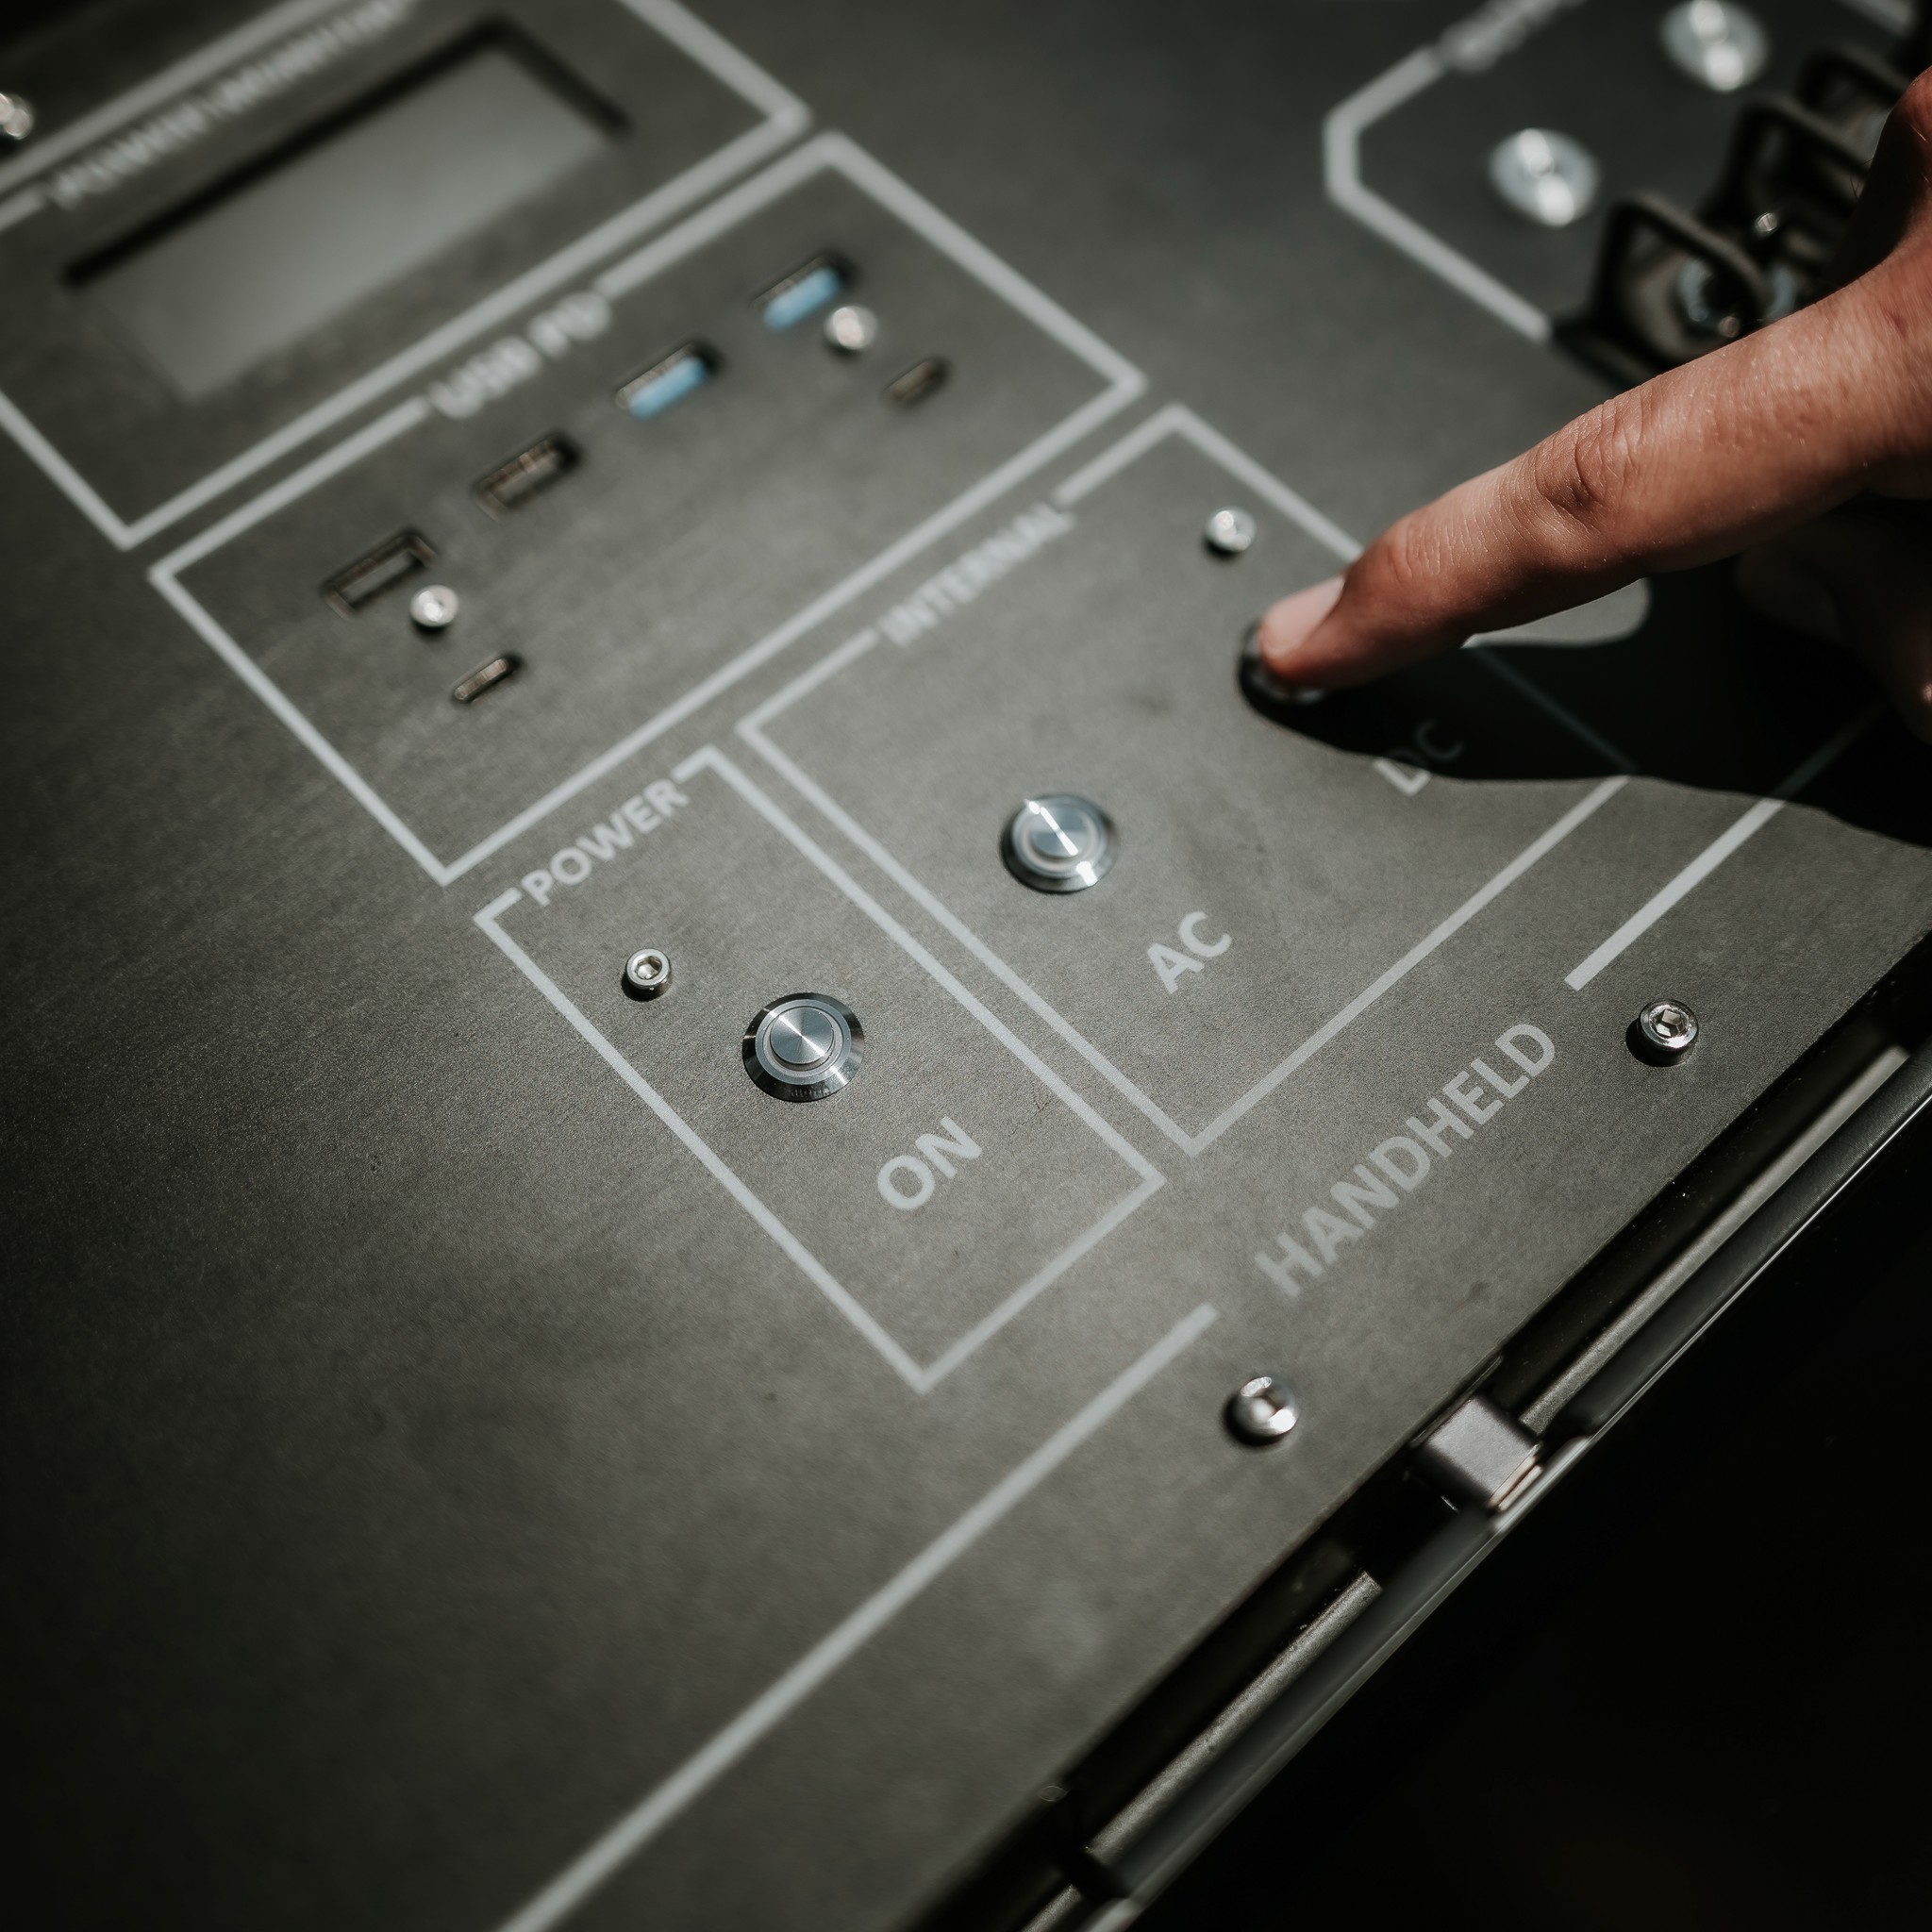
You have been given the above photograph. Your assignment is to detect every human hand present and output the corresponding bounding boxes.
[1256,72,1932,741]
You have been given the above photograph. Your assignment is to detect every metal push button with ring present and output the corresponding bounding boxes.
[743,993,863,1101]
[1002,795,1116,893]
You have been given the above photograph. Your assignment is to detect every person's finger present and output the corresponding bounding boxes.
[1258,75,1932,691]
[1738,501,1932,741]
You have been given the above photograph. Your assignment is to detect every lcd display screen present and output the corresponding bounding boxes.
[76,41,611,399]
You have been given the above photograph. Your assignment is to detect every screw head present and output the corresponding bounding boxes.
[1633,998,1699,1063]
[0,92,34,142]
[409,584,459,631]
[1204,507,1257,557]
[824,304,877,354]
[1226,1374,1300,1445]
[1660,1,1769,93]
[621,947,673,1001]
[1489,127,1599,227]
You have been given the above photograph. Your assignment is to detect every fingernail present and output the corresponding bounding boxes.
[1257,575,1345,675]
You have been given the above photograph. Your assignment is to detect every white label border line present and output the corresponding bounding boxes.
[1564,707,1881,991]
[150,131,1145,886]
[741,403,1631,1157]
[1322,0,1888,345]
[0,0,809,551]
[474,749,1162,1394]
[489,1301,1217,1932]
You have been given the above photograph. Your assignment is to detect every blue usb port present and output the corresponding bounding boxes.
[758,253,847,330]
[617,343,717,420]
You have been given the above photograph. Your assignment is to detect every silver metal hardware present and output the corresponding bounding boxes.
[1634,997,1699,1062]
[743,994,863,1102]
[1002,794,1116,894]
[0,92,33,142]
[621,948,672,1001]
[408,584,459,631]
[1204,508,1257,557]
[824,304,877,353]
[1660,0,1768,93]
[1418,1395,1540,1510]
[1225,1374,1299,1445]
[1489,127,1599,227]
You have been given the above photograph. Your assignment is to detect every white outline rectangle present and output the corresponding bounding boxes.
[0,0,810,551]
[740,404,1629,1157]
[475,747,1163,1392]
[149,130,1144,885]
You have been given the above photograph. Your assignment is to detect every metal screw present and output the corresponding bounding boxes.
[0,92,33,142]
[1204,507,1257,557]
[1660,0,1769,93]
[1489,127,1599,228]
[824,304,877,354]
[1225,1374,1300,1445]
[1632,998,1699,1063]
[409,584,459,631]
[621,947,673,1001]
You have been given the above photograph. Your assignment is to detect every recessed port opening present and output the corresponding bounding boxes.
[473,432,580,517]
[883,357,948,408]
[452,653,521,704]
[322,529,435,616]
[615,341,719,420]
[755,251,853,330]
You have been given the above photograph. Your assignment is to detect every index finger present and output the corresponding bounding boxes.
[1256,265,1926,689]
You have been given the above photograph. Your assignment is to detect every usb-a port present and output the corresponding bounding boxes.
[616,342,717,420]
[757,253,849,330]
[323,529,434,616]
[474,432,579,518]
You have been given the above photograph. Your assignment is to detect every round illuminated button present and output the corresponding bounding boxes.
[744,994,863,1101]
[1002,794,1116,894]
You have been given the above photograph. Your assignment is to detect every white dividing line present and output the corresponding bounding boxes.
[1473,648,1641,774]
[617,0,808,125]
[1324,43,1552,344]
[1196,776,1626,1144]
[148,399,452,882]
[0,386,128,548]
[475,891,930,1391]
[0,0,347,198]
[475,751,1160,1391]
[684,751,1159,1183]
[148,132,1141,884]
[151,392,433,576]
[0,2,808,549]
[1564,709,1879,991]
[490,1302,1218,1932]
[445,381,1140,880]
[816,133,1144,394]
[0,186,47,233]
[742,406,1632,1155]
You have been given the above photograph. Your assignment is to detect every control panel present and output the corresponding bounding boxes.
[3,3,1927,1930]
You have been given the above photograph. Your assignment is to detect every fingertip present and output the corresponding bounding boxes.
[1257,575,1345,677]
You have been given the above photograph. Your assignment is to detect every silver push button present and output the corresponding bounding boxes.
[743,993,863,1101]
[1002,794,1116,894]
